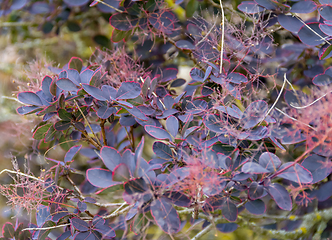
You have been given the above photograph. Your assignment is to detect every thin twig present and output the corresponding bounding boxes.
[100,119,107,146]
[275,108,316,130]
[0,169,44,182]
[290,90,332,109]
[259,73,287,124]
[219,0,225,74]
[22,223,71,232]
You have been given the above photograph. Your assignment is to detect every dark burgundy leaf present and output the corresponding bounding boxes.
[77,201,87,212]
[202,195,224,212]
[87,168,121,188]
[176,40,195,50]
[217,153,232,170]
[153,142,173,159]
[163,191,191,207]
[145,125,172,140]
[238,1,264,14]
[290,0,316,13]
[110,13,137,31]
[100,146,121,171]
[259,152,281,172]
[116,82,141,99]
[161,68,178,83]
[64,145,82,164]
[151,198,180,234]
[124,178,147,194]
[245,199,266,215]
[266,183,292,211]
[298,23,327,46]
[82,84,108,101]
[240,100,268,129]
[148,11,175,34]
[278,14,304,33]
[277,163,313,184]
[222,198,237,222]
[171,78,186,87]
[316,182,332,201]
[166,116,179,138]
[248,182,265,200]
[242,162,270,174]
[18,91,43,106]
[227,72,248,84]
[113,163,130,181]
[216,223,238,233]
[301,154,332,183]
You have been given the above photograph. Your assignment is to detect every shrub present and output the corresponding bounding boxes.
[1,0,332,239]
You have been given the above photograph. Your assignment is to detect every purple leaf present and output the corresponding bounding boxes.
[127,107,148,121]
[203,114,226,133]
[238,1,264,14]
[290,0,316,13]
[240,100,268,129]
[153,141,173,159]
[227,72,248,84]
[148,11,176,34]
[312,73,332,86]
[320,24,332,36]
[301,154,332,183]
[266,183,292,211]
[315,182,332,201]
[63,0,89,7]
[57,231,72,240]
[166,116,179,138]
[216,223,238,233]
[222,198,237,222]
[97,105,115,119]
[82,84,108,101]
[18,91,43,106]
[124,177,147,195]
[67,69,81,85]
[319,5,332,21]
[215,104,243,119]
[165,167,190,187]
[245,199,266,215]
[113,163,130,181]
[41,76,53,99]
[17,105,41,115]
[259,152,281,172]
[80,69,94,84]
[100,146,121,171]
[163,191,191,207]
[242,162,270,174]
[298,23,327,46]
[116,82,141,99]
[254,0,278,10]
[56,78,78,91]
[110,13,137,31]
[278,14,304,33]
[151,198,180,234]
[248,182,265,200]
[161,68,178,82]
[145,125,172,140]
[190,67,204,82]
[176,40,195,50]
[87,168,121,188]
[277,163,313,184]
[64,145,82,164]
